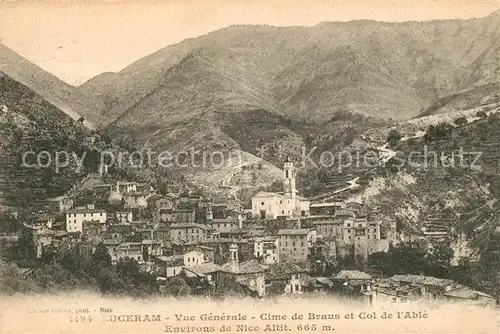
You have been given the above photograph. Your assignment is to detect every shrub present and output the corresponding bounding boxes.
[424,122,453,142]
[476,111,487,119]
[454,117,468,126]
[387,129,402,147]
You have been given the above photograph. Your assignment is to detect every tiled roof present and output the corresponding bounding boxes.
[102,239,123,245]
[444,286,493,299]
[117,242,142,249]
[219,259,268,274]
[266,262,305,280]
[215,227,245,234]
[142,239,161,245]
[124,192,150,197]
[277,229,311,235]
[245,230,267,238]
[389,274,454,288]
[211,218,238,223]
[315,277,334,287]
[420,276,454,287]
[333,270,372,280]
[183,263,221,276]
[389,274,426,284]
[334,210,355,217]
[252,236,278,242]
[67,208,106,214]
[170,223,211,230]
[252,191,286,199]
[93,184,112,188]
[312,220,342,225]
[156,255,184,263]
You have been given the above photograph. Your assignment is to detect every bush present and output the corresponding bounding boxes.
[162,277,191,297]
[454,117,468,126]
[476,111,487,119]
[424,122,453,142]
[387,129,402,147]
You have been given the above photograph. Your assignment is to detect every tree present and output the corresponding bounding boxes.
[88,243,112,276]
[101,135,112,145]
[97,268,127,295]
[424,122,453,142]
[115,257,158,295]
[381,244,427,276]
[264,180,283,193]
[213,275,246,298]
[368,252,388,267]
[116,258,140,284]
[476,111,487,119]
[32,263,74,291]
[40,245,56,265]
[83,149,101,173]
[125,233,144,243]
[0,211,21,233]
[162,277,191,297]
[10,228,36,263]
[0,259,39,295]
[454,117,468,126]
[424,244,454,278]
[387,129,402,147]
[59,248,80,272]
[92,243,112,267]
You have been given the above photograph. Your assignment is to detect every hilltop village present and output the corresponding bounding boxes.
[2,157,493,307]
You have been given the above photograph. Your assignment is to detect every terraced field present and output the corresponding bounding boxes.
[0,72,90,209]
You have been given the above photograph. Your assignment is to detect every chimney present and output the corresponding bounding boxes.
[229,243,239,272]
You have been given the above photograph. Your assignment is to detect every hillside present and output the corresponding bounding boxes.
[325,112,500,300]
[76,11,500,130]
[1,12,498,198]
[93,12,499,194]
[418,82,500,117]
[0,44,99,129]
[0,72,93,209]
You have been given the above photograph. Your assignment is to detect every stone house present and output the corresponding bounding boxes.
[277,229,317,264]
[216,244,269,297]
[265,262,307,295]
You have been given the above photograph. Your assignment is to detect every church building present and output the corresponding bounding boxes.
[251,158,310,219]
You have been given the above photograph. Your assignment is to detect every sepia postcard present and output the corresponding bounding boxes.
[0,0,499,333]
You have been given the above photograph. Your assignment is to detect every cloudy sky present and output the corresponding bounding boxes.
[0,1,498,85]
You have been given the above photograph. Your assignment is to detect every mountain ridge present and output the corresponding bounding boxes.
[0,44,98,129]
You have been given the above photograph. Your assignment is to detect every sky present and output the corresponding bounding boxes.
[0,1,498,85]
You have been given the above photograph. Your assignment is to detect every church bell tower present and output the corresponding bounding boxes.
[282,157,296,199]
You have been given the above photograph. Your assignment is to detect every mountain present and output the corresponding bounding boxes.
[0,71,93,209]
[1,11,498,200]
[418,82,500,117]
[0,44,98,129]
[76,11,500,129]
[78,12,494,193]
